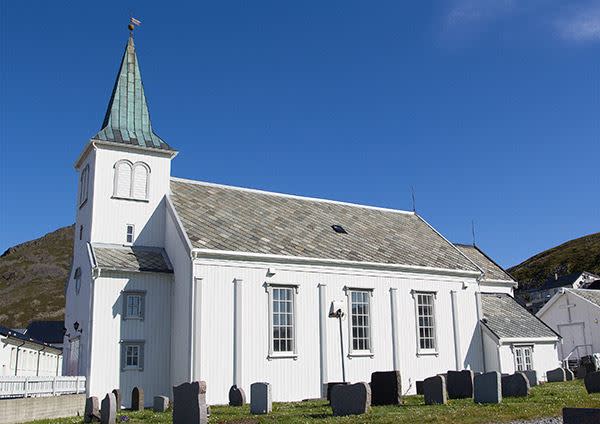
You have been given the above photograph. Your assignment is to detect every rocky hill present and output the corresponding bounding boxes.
[0,225,73,328]
[509,232,600,290]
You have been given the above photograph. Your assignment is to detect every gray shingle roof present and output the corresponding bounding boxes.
[571,289,600,307]
[455,244,514,282]
[169,178,480,272]
[481,293,559,340]
[92,244,172,273]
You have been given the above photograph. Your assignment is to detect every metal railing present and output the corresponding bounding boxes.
[563,344,594,370]
[0,376,86,398]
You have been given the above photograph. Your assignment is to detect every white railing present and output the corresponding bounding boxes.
[563,344,594,369]
[0,376,86,399]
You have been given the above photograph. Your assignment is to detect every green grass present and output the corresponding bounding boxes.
[28,380,600,424]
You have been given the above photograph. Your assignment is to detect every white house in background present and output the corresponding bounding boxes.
[63,34,560,406]
[537,289,600,366]
[0,326,62,377]
[455,244,561,377]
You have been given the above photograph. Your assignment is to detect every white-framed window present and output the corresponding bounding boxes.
[113,160,150,201]
[79,164,89,207]
[514,345,533,371]
[413,291,438,354]
[122,291,145,320]
[74,267,82,295]
[267,284,298,358]
[126,224,135,244]
[120,341,145,371]
[346,287,374,355]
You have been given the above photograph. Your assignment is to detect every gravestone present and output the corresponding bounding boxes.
[563,407,600,424]
[577,367,588,379]
[111,389,121,412]
[131,387,144,411]
[584,371,600,394]
[371,371,402,405]
[326,382,349,402]
[547,367,566,382]
[519,370,538,387]
[153,396,169,412]
[84,396,100,423]
[416,380,424,395]
[474,371,501,404]
[566,369,575,381]
[501,373,530,397]
[100,393,116,424]
[173,381,208,424]
[250,382,272,414]
[423,375,447,405]
[228,385,246,406]
[447,370,474,399]
[330,382,371,416]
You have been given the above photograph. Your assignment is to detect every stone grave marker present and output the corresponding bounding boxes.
[447,370,474,399]
[584,371,600,394]
[563,407,600,424]
[371,371,402,405]
[153,396,169,412]
[501,373,530,397]
[519,370,538,386]
[474,371,501,404]
[566,369,575,381]
[228,385,246,406]
[84,396,100,423]
[250,382,272,414]
[100,393,116,424]
[325,382,349,402]
[423,375,447,405]
[416,380,424,395]
[111,389,121,412]
[330,382,371,416]
[173,381,208,424]
[547,368,566,382]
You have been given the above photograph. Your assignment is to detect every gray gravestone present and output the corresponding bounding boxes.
[331,382,371,416]
[173,381,208,424]
[584,371,600,394]
[228,385,246,406]
[447,370,474,399]
[371,371,402,405]
[131,387,144,411]
[547,367,566,382]
[416,380,424,395]
[325,382,349,402]
[566,369,575,381]
[519,370,538,386]
[100,393,116,424]
[153,396,169,412]
[423,375,447,405]
[111,389,121,412]
[577,367,588,379]
[250,382,272,414]
[502,373,530,397]
[84,396,100,423]
[474,371,501,404]
[563,407,600,424]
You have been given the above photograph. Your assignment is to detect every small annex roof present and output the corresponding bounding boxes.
[540,272,600,290]
[455,244,515,283]
[481,293,559,340]
[0,326,62,351]
[25,321,65,345]
[570,289,600,308]
[92,36,174,151]
[91,244,173,273]
[169,178,481,273]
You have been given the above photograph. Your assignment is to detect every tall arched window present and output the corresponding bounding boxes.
[113,160,150,200]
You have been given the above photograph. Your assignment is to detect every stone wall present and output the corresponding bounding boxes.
[0,394,84,424]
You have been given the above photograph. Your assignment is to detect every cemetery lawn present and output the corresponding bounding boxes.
[28,379,600,424]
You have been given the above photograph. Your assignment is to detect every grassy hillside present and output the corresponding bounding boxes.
[509,232,600,290]
[0,225,73,328]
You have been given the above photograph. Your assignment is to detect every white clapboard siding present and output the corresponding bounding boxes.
[132,164,148,200]
[115,161,132,198]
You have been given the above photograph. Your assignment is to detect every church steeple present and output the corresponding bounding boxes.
[93,35,174,151]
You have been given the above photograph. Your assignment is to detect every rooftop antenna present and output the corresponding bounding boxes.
[471,220,476,246]
[410,186,416,213]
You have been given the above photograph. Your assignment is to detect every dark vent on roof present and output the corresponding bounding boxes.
[332,225,347,234]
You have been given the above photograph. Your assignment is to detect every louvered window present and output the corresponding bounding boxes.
[114,161,132,198]
[132,163,149,200]
[79,165,89,206]
[113,160,150,200]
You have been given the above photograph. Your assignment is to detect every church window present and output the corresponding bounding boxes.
[114,160,133,198]
[132,163,150,200]
[113,160,150,200]
[126,224,135,244]
[348,289,372,353]
[413,291,437,354]
[267,284,298,357]
[120,340,145,371]
[122,291,145,320]
[79,165,89,207]
[514,346,533,371]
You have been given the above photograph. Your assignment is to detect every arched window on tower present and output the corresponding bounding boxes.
[114,160,133,198]
[132,162,150,200]
[113,160,150,200]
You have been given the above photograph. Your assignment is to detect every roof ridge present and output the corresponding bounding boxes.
[170,176,415,215]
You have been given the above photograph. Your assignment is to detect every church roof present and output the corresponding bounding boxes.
[91,244,173,273]
[570,289,600,308]
[455,244,515,282]
[481,293,559,340]
[93,36,174,151]
[169,178,481,273]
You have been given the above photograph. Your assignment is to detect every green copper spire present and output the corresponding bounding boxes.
[93,35,173,150]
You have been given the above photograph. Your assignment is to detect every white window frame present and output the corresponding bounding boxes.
[122,290,145,320]
[412,290,438,356]
[266,283,298,359]
[126,224,135,245]
[79,164,89,207]
[120,340,145,371]
[513,345,534,371]
[112,160,151,201]
[345,286,374,357]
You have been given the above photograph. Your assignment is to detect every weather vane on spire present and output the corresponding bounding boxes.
[128,17,142,33]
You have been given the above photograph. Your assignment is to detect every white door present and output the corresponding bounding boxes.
[557,322,586,360]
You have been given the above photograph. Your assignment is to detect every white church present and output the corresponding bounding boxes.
[63,34,561,406]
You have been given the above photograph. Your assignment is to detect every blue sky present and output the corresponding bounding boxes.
[0,1,598,268]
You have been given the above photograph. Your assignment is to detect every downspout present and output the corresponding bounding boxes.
[390,288,400,371]
[450,291,462,370]
[475,291,487,372]
[233,278,243,388]
[318,284,328,396]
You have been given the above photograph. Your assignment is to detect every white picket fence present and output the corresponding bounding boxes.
[0,376,86,398]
